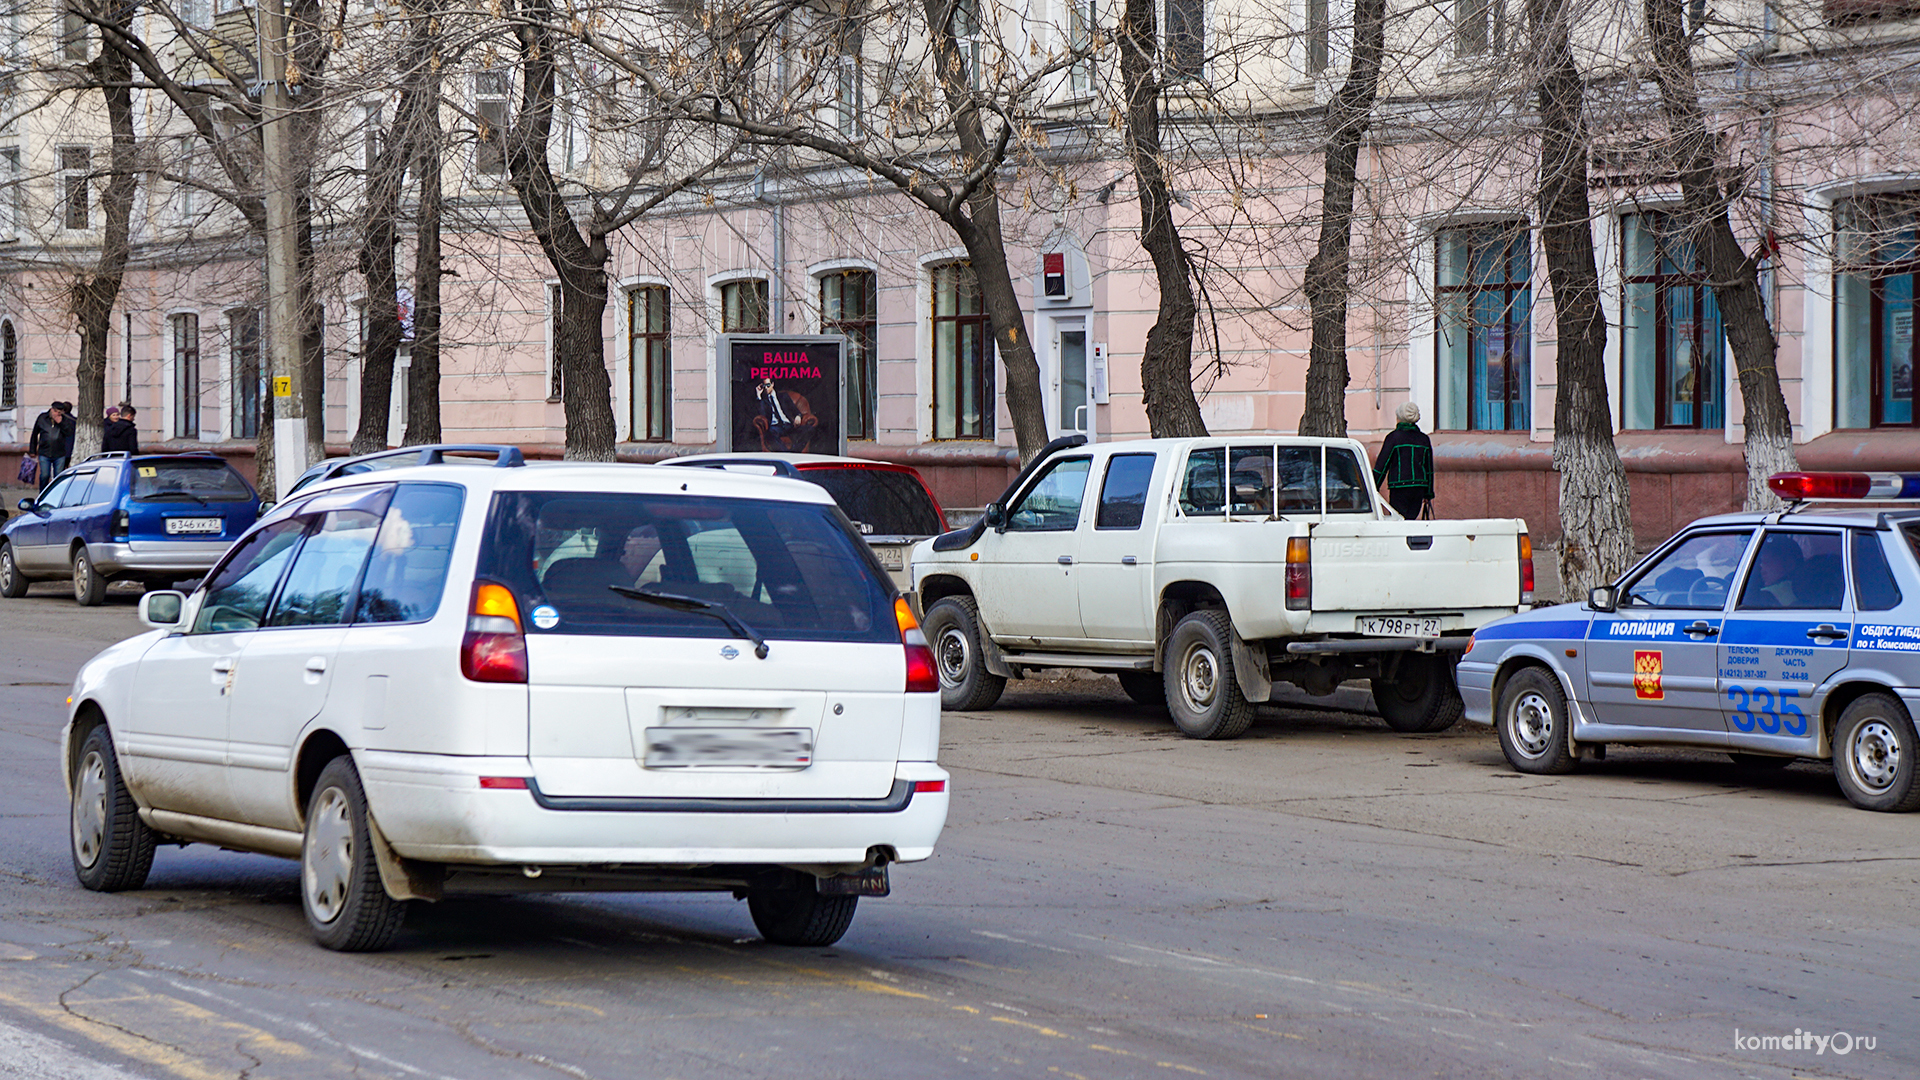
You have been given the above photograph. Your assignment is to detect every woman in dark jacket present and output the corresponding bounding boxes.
[102,404,140,453]
[1374,402,1435,520]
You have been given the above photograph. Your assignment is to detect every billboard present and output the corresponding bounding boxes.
[715,334,848,456]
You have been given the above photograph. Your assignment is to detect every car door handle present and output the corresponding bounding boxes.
[1683,621,1720,637]
[1122,556,1139,565]
[211,659,235,674]
[1807,624,1849,641]
[305,657,328,674]
[1058,556,1074,565]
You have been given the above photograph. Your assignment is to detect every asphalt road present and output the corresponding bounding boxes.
[0,588,1915,1079]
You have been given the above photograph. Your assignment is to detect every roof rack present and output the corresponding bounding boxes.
[82,451,131,462]
[314,444,525,483]
[660,456,801,478]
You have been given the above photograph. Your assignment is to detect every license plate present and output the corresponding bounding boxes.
[164,517,222,535]
[1358,615,1442,638]
[873,546,906,571]
[644,727,813,768]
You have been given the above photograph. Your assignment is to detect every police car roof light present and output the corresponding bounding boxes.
[1767,471,1920,501]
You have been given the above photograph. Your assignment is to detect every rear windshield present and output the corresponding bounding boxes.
[131,460,253,502]
[800,466,945,537]
[478,492,896,643]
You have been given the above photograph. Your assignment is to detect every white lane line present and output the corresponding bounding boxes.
[972,930,1075,955]
[0,1016,140,1080]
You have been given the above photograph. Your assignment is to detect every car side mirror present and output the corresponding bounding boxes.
[16,498,32,512]
[257,501,275,514]
[983,503,1006,531]
[139,590,187,630]
[1588,586,1616,612]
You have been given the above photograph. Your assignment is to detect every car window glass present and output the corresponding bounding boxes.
[130,460,252,502]
[1737,531,1846,611]
[1180,448,1225,516]
[36,475,79,510]
[1008,457,1091,531]
[268,510,383,627]
[1622,530,1753,609]
[356,484,464,624]
[192,520,305,632]
[1096,454,1157,530]
[1853,531,1903,612]
[1228,447,1273,517]
[799,467,944,536]
[87,466,118,500]
[1324,448,1373,513]
[1275,448,1321,513]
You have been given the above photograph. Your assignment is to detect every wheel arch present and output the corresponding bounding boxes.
[1156,581,1227,670]
[65,700,109,798]
[918,574,973,609]
[1490,651,1576,715]
[1821,680,1910,747]
[293,729,354,826]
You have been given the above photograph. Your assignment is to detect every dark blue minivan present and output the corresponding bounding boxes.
[1,452,260,605]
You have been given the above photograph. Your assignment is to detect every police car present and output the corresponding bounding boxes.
[1459,472,1920,812]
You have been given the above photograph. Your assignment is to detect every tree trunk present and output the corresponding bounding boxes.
[1644,0,1797,509]
[405,65,444,445]
[292,0,330,465]
[1531,0,1634,600]
[68,10,137,461]
[1298,0,1387,439]
[1118,0,1206,438]
[507,0,617,460]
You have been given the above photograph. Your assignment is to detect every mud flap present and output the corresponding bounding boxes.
[1232,631,1273,704]
[368,813,444,902]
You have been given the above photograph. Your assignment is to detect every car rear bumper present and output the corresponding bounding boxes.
[90,540,232,576]
[358,750,950,867]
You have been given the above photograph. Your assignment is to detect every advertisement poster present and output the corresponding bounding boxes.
[716,335,847,456]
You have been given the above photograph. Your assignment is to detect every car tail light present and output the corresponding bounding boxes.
[479,776,529,790]
[461,581,528,683]
[896,597,938,693]
[1285,537,1311,611]
[1519,533,1535,606]
[912,779,947,794]
[111,508,129,540]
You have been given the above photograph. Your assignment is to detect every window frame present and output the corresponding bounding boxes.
[59,146,90,230]
[1095,452,1158,531]
[229,307,261,439]
[170,312,201,439]
[820,269,878,440]
[1006,455,1093,532]
[719,279,770,334]
[627,284,671,442]
[1163,0,1206,81]
[1434,222,1532,432]
[1621,211,1726,431]
[1833,192,1919,429]
[545,282,564,402]
[931,261,992,440]
[474,70,511,177]
[0,319,15,411]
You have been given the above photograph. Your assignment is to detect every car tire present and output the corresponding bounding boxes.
[923,597,1006,712]
[1371,653,1465,734]
[748,881,859,947]
[1496,666,1577,775]
[1832,693,1920,813]
[72,546,106,607]
[1164,610,1254,740]
[0,543,26,598]
[1117,671,1167,710]
[71,725,157,893]
[1729,753,1794,771]
[302,757,408,951]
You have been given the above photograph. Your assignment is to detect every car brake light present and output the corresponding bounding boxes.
[896,597,938,693]
[461,581,528,683]
[1285,537,1311,611]
[912,779,946,793]
[1519,533,1535,606]
[1767,471,1920,500]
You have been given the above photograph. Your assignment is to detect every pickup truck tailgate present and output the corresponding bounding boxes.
[1310,520,1523,611]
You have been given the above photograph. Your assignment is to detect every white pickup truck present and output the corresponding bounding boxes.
[911,435,1533,739]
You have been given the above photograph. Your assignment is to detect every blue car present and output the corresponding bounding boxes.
[1,452,260,605]
[1459,471,1920,812]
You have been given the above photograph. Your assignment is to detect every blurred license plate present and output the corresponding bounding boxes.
[1358,616,1441,638]
[644,727,813,768]
[873,546,906,571]
[164,517,222,535]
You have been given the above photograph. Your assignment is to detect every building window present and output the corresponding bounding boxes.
[1068,0,1095,94]
[1436,223,1531,432]
[62,2,88,62]
[932,262,992,440]
[546,283,564,402]
[1307,0,1330,73]
[171,313,200,439]
[1836,193,1918,428]
[230,308,261,439]
[1621,212,1725,431]
[835,54,863,136]
[1455,0,1500,55]
[475,71,510,176]
[1165,0,1205,80]
[628,285,671,441]
[953,0,984,90]
[0,147,19,239]
[60,147,90,230]
[822,269,878,440]
[1,320,16,411]
[720,279,770,333]
[172,135,196,227]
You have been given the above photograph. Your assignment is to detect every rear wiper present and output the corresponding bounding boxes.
[142,490,207,505]
[609,585,769,659]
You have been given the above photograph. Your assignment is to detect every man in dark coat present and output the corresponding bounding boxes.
[28,400,75,491]
[102,403,140,453]
[1374,402,1435,520]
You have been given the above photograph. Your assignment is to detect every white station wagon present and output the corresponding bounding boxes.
[63,454,948,950]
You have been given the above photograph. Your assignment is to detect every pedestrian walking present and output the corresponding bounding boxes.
[1374,401,1435,521]
[102,403,140,454]
[27,400,76,492]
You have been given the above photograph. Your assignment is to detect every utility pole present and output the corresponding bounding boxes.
[257,0,309,501]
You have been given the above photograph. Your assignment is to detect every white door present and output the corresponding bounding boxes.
[1051,318,1092,439]
[973,455,1092,644]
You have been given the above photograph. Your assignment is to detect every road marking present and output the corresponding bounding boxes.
[0,1014,142,1079]
[0,987,229,1080]
[991,1017,1070,1038]
[974,930,1075,954]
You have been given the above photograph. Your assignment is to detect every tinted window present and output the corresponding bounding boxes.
[1096,454,1157,530]
[193,520,304,632]
[800,466,944,536]
[1228,447,1273,516]
[1180,448,1225,516]
[1325,449,1373,513]
[131,459,253,502]
[268,510,382,627]
[1623,530,1753,609]
[36,473,81,510]
[1737,531,1846,611]
[1854,531,1903,612]
[1007,457,1091,531]
[478,492,895,644]
[356,484,464,624]
[1275,448,1320,513]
